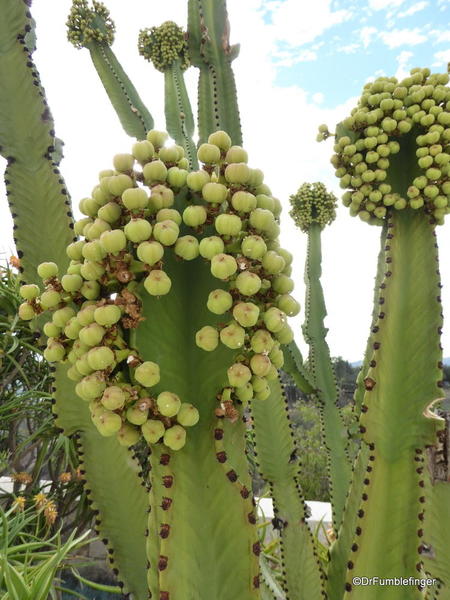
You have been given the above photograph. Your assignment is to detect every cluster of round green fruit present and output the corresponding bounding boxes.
[191,132,300,411]
[67,0,115,49]
[19,128,299,443]
[328,68,450,225]
[289,182,337,232]
[138,21,189,72]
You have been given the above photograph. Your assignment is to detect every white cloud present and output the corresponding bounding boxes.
[398,1,428,17]
[395,50,414,80]
[368,0,405,10]
[273,49,318,67]
[379,28,427,48]
[431,30,450,43]
[338,43,360,53]
[360,26,377,48]
[433,49,450,66]
[268,0,352,46]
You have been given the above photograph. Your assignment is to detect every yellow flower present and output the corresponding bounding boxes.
[12,496,26,511]
[11,472,32,484]
[58,472,72,483]
[33,492,47,509]
[44,500,58,525]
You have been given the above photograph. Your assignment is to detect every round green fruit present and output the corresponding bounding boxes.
[227,363,252,387]
[43,341,65,362]
[135,361,160,387]
[108,174,134,197]
[235,271,262,296]
[146,130,168,149]
[80,260,105,281]
[125,218,152,242]
[225,146,248,164]
[37,262,58,280]
[231,191,257,212]
[208,130,232,151]
[79,323,106,347]
[153,220,179,246]
[195,326,219,351]
[121,188,149,211]
[202,182,228,204]
[113,153,135,173]
[175,236,200,260]
[215,213,242,236]
[132,140,155,163]
[263,307,286,333]
[275,324,294,345]
[127,406,149,426]
[272,274,294,295]
[199,236,225,259]
[262,251,286,275]
[43,322,61,338]
[224,163,250,184]
[183,205,207,227]
[40,289,61,309]
[52,306,76,328]
[82,240,107,262]
[144,270,172,296]
[141,419,165,443]
[198,143,221,164]
[250,354,272,377]
[156,208,182,225]
[143,160,168,183]
[94,304,121,327]
[76,304,97,326]
[235,382,253,403]
[250,329,274,353]
[117,424,141,447]
[150,185,175,210]
[18,302,36,320]
[210,253,237,279]
[157,391,181,417]
[232,302,260,327]
[277,294,300,316]
[177,403,200,427]
[19,284,40,300]
[102,386,126,410]
[241,235,267,259]
[219,322,245,349]
[186,170,210,192]
[61,273,83,293]
[207,289,233,314]
[164,425,186,450]
[137,240,164,265]
[64,317,83,340]
[96,410,123,437]
[77,373,106,400]
[87,346,115,371]
[249,208,275,231]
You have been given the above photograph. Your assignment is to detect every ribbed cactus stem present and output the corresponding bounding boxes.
[188,0,243,144]
[303,223,352,529]
[342,210,444,599]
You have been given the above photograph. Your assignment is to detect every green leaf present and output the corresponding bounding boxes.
[0,558,30,600]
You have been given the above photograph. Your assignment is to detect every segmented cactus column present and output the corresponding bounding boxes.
[289,183,352,530]
[67,0,154,139]
[327,68,449,600]
[138,22,198,170]
[20,130,304,599]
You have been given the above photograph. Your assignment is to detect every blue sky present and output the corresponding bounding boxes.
[261,0,449,107]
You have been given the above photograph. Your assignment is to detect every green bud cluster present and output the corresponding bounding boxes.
[26,129,299,444]
[289,182,337,232]
[138,21,189,72]
[329,68,450,225]
[67,0,115,49]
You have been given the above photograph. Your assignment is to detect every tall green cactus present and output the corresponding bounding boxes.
[2,0,450,597]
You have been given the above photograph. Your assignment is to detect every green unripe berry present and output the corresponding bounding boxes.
[126,405,149,426]
[426,167,441,181]
[64,317,83,340]
[186,170,210,192]
[196,326,219,351]
[255,387,271,401]
[67,365,83,382]
[100,229,127,255]
[144,270,172,296]
[164,425,186,451]
[224,163,250,184]
[97,202,122,223]
[228,363,252,387]
[208,130,232,151]
[241,235,267,259]
[77,373,106,400]
[153,220,179,246]
[66,241,85,261]
[235,271,262,296]
[256,194,275,212]
[156,209,182,226]
[250,329,274,354]
[113,153,134,173]
[125,218,152,243]
[199,236,225,259]
[143,160,167,183]
[158,146,179,163]
[94,304,121,327]
[263,307,286,333]
[52,306,75,328]
[272,274,294,294]
[82,240,107,262]
[231,191,257,212]
[117,424,141,447]
[250,354,272,377]
[410,197,424,210]
[137,240,164,265]
[424,185,439,199]
[141,419,165,443]
[277,294,300,316]
[175,235,200,260]
[219,322,245,349]
[84,218,111,241]
[74,217,92,236]
[135,361,160,387]
[95,410,123,437]
[40,289,61,309]
[80,261,105,281]
[167,166,188,188]
[183,205,207,227]
[198,143,221,164]
[75,355,94,377]
[251,375,269,394]
[235,383,253,404]
[249,208,275,231]
[225,146,248,164]
[19,284,40,300]
[215,214,242,236]
[132,140,155,163]
[87,346,115,371]
[146,130,168,149]
[207,289,233,314]
[61,273,83,293]
[79,323,106,347]
[232,302,260,327]
[202,182,228,204]
[157,391,181,417]
[150,186,175,212]
[79,197,101,218]
[37,262,58,280]
[121,188,149,211]
[261,251,286,275]
[102,386,126,410]
[108,174,134,197]
[18,302,36,320]
[177,403,200,427]
[43,322,61,337]
[434,196,448,209]
[275,324,294,345]
[210,253,237,279]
